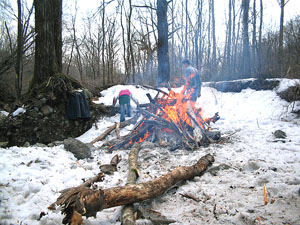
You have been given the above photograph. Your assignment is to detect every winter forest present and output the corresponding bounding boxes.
[1,0,300,224]
[1,0,300,99]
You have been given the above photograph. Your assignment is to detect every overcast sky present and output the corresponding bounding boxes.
[72,0,300,27]
[7,0,300,31]
[67,0,300,46]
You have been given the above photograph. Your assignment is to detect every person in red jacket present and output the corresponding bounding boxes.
[113,89,138,122]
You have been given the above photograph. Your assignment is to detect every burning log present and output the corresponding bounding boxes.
[49,154,214,225]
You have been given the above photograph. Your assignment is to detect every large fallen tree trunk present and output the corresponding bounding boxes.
[49,154,214,225]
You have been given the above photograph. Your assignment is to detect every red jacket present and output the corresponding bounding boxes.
[119,89,131,96]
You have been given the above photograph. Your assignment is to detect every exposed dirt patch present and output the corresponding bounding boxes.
[0,73,111,147]
[278,84,300,102]
[206,79,280,92]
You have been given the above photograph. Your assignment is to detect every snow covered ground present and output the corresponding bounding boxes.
[1,79,300,225]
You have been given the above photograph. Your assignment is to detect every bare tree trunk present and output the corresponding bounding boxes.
[102,0,106,85]
[211,0,217,77]
[71,12,83,82]
[185,0,188,59]
[196,0,204,71]
[241,0,250,77]
[157,0,170,86]
[225,0,232,77]
[257,0,263,76]
[119,0,129,83]
[15,0,23,98]
[50,154,214,225]
[170,0,176,82]
[31,0,62,89]
[278,0,289,75]
[252,0,257,76]
[232,0,237,79]
[206,1,212,80]
[66,7,77,77]
[127,0,136,84]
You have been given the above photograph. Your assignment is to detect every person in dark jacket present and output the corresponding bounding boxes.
[113,89,139,122]
[182,59,201,102]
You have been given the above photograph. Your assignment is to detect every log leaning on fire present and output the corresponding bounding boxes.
[49,153,215,225]
[90,113,139,144]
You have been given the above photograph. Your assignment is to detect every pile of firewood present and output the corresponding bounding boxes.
[92,85,221,151]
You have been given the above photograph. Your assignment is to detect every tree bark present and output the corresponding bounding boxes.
[196,0,204,71]
[15,0,23,99]
[258,0,263,75]
[252,0,257,75]
[31,0,62,88]
[121,143,141,225]
[278,0,286,75]
[211,0,217,76]
[241,0,251,77]
[50,153,214,225]
[157,0,170,86]
[224,0,232,76]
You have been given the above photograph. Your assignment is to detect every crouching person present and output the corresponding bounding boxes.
[113,89,139,122]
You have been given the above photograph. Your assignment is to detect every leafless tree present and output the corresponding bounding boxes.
[257,0,263,75]
[157,0,170,85]
[0,0,34,96]
[252,0,257,75]
[277,0,290,75]
[195,0,204,70]
[210,0,217,77]
[241,0,251,77]
[31,0,62,89]
[223,0,233,78]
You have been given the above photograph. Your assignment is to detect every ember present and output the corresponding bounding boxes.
[103,85,221,151]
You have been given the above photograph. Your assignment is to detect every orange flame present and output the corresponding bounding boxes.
[159,87,199,128]
[138,130,150,143]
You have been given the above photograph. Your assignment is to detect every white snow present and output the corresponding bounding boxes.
[0,111,9,117]
[1,80,300,225]
[11,106,26,117]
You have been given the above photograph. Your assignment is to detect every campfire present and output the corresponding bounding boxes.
[96,85,221,151]
[51,85,220,224]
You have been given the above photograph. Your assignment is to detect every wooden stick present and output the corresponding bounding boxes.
[187,111,214,144]
[179,193,201,202]
[115,122,121,139]
[121,143,141,225]
[142,84,169,96]
[90,114,139,144]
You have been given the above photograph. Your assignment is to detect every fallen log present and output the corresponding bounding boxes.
[121,143,141,225]
[49,153,214,225]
